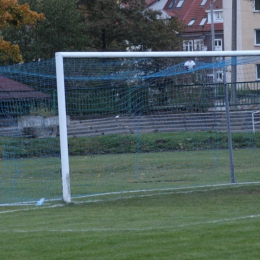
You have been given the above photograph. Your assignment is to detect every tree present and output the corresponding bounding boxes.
[0,0,44,64]
[77,0,183,51]
[3,0,183,62]
[2,0,88,62]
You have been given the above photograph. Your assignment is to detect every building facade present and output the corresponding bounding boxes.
[146,0,224,53]
[223,0,260,82]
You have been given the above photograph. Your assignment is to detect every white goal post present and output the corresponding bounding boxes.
[55,50,260,203]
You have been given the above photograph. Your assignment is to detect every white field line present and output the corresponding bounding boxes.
[70,182,260,201]
[0,182,259,207]
[0,214,260,233]
[69,184,260,205]
[0,183,259,213]
[0,187,230,211]
[0,204,63,214]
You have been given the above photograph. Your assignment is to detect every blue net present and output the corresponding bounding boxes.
[1,54,260,204]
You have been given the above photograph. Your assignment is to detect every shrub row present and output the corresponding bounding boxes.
[1,131,260,159]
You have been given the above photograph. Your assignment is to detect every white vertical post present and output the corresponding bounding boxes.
[210,2,216,85]
[55,52,71,203]
[210,2,215,52]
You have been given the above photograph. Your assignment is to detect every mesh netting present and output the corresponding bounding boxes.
[1,54,260,204]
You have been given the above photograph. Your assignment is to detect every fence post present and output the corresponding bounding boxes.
[52,89,57,115]
[224,66,235,184]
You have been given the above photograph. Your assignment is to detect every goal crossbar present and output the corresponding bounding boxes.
[56,50,260,59]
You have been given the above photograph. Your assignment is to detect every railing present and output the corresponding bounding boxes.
[252,111,260,133]
[1,81,260,117]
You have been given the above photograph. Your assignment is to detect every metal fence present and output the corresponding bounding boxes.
[62,81,260,116]
[1,81,260,117]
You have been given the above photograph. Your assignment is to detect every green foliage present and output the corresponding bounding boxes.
[2,0,183,62]
[79,0,183,51]
[60,131,260,156]
[0,0,44,64]
[29,105,56,117]
[1,131,260,159]
[1,137,60,158]
[2,0,88,62]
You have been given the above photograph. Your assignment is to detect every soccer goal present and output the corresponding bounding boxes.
[1,51,260,205]
[55,51,260,203]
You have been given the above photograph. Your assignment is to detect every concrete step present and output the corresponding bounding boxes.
[1,111,260,137]
[67,111,260,137]
[0,127,23,137]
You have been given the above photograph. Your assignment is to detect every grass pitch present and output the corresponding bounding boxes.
[1,132,260,258]
[0,148,259,204]
[0,147,260,204]
[0,184,260,260]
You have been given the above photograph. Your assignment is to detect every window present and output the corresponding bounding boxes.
[214,39,222,51]
[256,64,260,80]
[183,39,205,51]
[176,0,184,8]
[168,0,175,9]
[199,18,207,26]
[194,39,204,51]
[200,0,207,5]
[183,40,193,51]
[255,29,260,45]
[216,71,223,82]
[215,11,223,20]
[255,0,260,11]
[207,71,223,83]
[206,10,223,23]
[188,19,196,26]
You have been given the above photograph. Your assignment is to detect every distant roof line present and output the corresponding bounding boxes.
[0,76,50,101]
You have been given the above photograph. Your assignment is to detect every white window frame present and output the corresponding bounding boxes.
[214,39,223,51]
[199,17,207,26]
[188,19,196,26]
[255,29,260,45]
[176,0,184,8]
[200,0,207,6]
[216,71,223,82]
[183,40,193,51]
[194,39,204,51]
[215,11,223,21]
[206,10,223,23]
[206,71,223,83]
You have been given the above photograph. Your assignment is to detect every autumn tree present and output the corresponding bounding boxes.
[3,0,183,63]
[2,0,88,62]
[0,0,44,64]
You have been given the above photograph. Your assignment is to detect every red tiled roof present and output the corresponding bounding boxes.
[0,76,50,100]
[163,0,223,33]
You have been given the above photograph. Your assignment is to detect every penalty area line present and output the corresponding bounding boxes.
[0,204,64,215]
[1,213,260,233]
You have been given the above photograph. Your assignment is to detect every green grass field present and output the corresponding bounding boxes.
[1,148,260,204]
[1,132,260,259]
[0,184,260,259]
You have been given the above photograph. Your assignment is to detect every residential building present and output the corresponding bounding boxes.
[146,0,224,53]
[145,0,224,82]
[223,0,260,82]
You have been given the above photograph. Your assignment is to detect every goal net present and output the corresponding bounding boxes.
[1,51,260,205]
